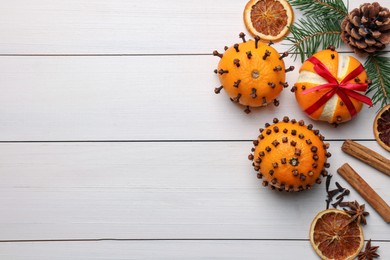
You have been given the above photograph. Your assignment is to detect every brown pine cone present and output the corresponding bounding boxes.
[341,2,390,55]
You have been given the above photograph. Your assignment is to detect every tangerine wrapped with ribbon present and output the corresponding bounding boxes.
[293,49,372,124]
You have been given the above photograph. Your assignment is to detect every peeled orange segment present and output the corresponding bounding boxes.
[373,104,390,152]
[310,209,364,260]
[243,0,294,42]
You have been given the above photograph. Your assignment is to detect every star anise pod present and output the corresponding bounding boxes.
[342,200,370,225]
[358,239,380,260]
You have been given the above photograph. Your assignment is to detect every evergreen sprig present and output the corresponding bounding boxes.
[288,0,348,20]
[286,17,342,62]
[286,0,347,62]
[365,52,390,108]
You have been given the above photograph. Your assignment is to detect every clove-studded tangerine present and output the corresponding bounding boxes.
[248,117,331,192]
[213,32,293,113]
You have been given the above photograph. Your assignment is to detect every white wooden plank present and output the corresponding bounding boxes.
[0,141,388,240]
[0,0,387,54]
[0,240,389,260]
[0,55,385,141]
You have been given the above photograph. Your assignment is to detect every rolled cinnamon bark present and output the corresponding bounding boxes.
[341,140,390,177]
[337,163,390,223]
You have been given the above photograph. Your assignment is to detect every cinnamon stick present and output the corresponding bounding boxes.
[337,163,390,223]
[341,140,390,177]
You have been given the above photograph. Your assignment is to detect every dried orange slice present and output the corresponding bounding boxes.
[243,0,294,42]
[373,104,390,152]
[310,209,364,260]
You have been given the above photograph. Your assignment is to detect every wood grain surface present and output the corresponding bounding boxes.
[0,55,385,141]
[1,0,388,54]
[1,240,390,260]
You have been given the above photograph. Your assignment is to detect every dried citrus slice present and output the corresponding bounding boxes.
[373,104,390,152]
[243,0,294,42]
[310,209,364,260]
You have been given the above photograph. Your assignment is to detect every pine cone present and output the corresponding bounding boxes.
[341,2,390,55]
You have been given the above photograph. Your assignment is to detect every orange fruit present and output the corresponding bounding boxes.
[213,33,293,113]
[310,209,364,260]
[373,104,390,152]
[294,49,371,124]
[243,0,294,42]
[248,117,330,191]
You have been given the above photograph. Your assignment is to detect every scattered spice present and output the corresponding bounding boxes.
[336,189,350,200]
[335,182,344,192]
[358,239,380,260]
[342,200,370,225]
[337,163,390,223]
[331,197,344,208]
[325,175,350,210]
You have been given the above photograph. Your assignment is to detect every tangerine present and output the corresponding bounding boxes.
[249,117,330,191]
[213,32,293,113]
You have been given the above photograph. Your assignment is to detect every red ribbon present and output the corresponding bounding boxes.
[301,56,372,117]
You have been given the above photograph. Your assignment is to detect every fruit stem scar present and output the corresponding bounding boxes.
[252,70,260,79]
[289,157,299,166]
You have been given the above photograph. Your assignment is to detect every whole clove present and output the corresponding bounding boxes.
[263,50,271,60]
[239,32,246,42]
[279,52,288,60]
[254,36,260,48]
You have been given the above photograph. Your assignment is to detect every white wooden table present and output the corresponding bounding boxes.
[0,0,389,259]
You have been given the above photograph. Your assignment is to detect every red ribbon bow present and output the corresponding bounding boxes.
[301,56,372,117]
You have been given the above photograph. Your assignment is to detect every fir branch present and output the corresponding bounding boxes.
[288,0,348,20]
[365,52,390,108]
[286,17,342,62]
